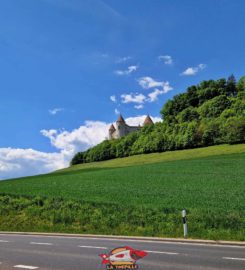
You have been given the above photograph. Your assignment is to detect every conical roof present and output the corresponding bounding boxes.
[109,124,116,131]
[117,114,125,123]
[143,115,154,126]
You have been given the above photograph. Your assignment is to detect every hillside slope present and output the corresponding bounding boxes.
[0,144,244,240]
[63,144,245,172]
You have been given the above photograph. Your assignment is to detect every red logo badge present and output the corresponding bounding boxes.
[99,246,148,269]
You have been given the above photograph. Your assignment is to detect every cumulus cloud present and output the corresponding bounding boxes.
[138,76,172,93]
[40,121,108,156]
[110,95,117,103]
[120,77,173,109]
[49,108,64,115]
[115,108,120,115]
[0,115,161,180]
[158,55,173,65]
[136,76,173,104]
[115,65,138,75]
[0,148,66,180]
[0,121,109,180]
[121,93,146,104]
[181,64,206,76]
[148,89,165,102]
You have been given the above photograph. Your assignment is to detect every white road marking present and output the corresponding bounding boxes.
[79,238,245,249]
[223,257,245,261]
[1,233,244,249]
[30,235,244,249]
[30,242,53,246]
[14,265,39,269]
[78,245,108,249]
[0,240,9,242]
[146,250,179,255]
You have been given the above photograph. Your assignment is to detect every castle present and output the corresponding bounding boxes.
[109,114,154,140]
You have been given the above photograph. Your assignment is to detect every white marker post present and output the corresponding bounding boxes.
[182,209,188,237]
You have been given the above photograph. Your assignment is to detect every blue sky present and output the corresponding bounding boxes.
[0,0,245,179]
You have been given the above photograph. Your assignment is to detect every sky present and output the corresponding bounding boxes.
[0,0,245,180]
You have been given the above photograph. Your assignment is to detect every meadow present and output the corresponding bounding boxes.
[0,144,244,240]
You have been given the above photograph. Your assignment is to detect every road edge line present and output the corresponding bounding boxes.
[0,231,244,247]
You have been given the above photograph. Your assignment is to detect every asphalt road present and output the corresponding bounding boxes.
[0,234,244,270]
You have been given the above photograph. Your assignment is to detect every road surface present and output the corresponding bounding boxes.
[0,233,244,270]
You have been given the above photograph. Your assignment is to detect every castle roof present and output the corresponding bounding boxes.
[109,124,116,131]
[143,115,154,126]
[117,114,125,123]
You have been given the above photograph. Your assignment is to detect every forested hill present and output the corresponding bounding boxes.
[71,75,245,165]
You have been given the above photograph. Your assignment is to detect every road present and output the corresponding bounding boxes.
[0,233,244,270]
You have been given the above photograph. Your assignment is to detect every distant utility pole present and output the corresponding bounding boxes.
[182,209,188,237]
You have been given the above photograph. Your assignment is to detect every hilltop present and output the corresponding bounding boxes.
[71,75,245,165]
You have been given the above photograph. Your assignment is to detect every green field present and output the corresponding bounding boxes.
[0,144,245,240]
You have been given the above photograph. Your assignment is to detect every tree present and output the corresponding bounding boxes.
[237,76,245,92]
[197,87,220,105]
[187,85,199,107]
[70,152,85,165]
[198,95,230,118]
[177,107,199,123]
[226,74,237,96]
[224,117,245,144]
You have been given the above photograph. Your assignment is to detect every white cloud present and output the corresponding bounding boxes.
[110,95,117,103]
[40,121,108,156]
[115,108,120,115]
[148,89,165,102]
[115,65,138,75]
[125,115,161,126]
[0,115,162,180]
[138,76,173,93]
[116,56,132,63]
[134,104,143,109]
[0,148,66,180]
[49,108,64,115]
[181,63,206,76]
[121,93,146,104]
[134,77,173,106]
[158,55,173,65]
[120,77,173,109]
[138,76,163,89]
[0,121,109,180]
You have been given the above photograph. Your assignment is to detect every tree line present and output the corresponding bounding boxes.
[71,75,245,165]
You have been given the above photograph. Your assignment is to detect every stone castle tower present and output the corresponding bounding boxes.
[109,114,154,140]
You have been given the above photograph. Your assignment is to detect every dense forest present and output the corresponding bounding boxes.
[71,75,245,165]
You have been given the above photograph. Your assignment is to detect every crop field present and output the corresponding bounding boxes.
[0,144,244,240]
[0,147,245,210]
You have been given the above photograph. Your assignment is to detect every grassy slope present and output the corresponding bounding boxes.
[0,144,244,240]
[58,143,245,172]
[0,144,244,210]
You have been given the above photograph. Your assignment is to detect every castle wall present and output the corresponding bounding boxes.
[109,125,141,139]
[125,125,141,134]
[109,115,153,140]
